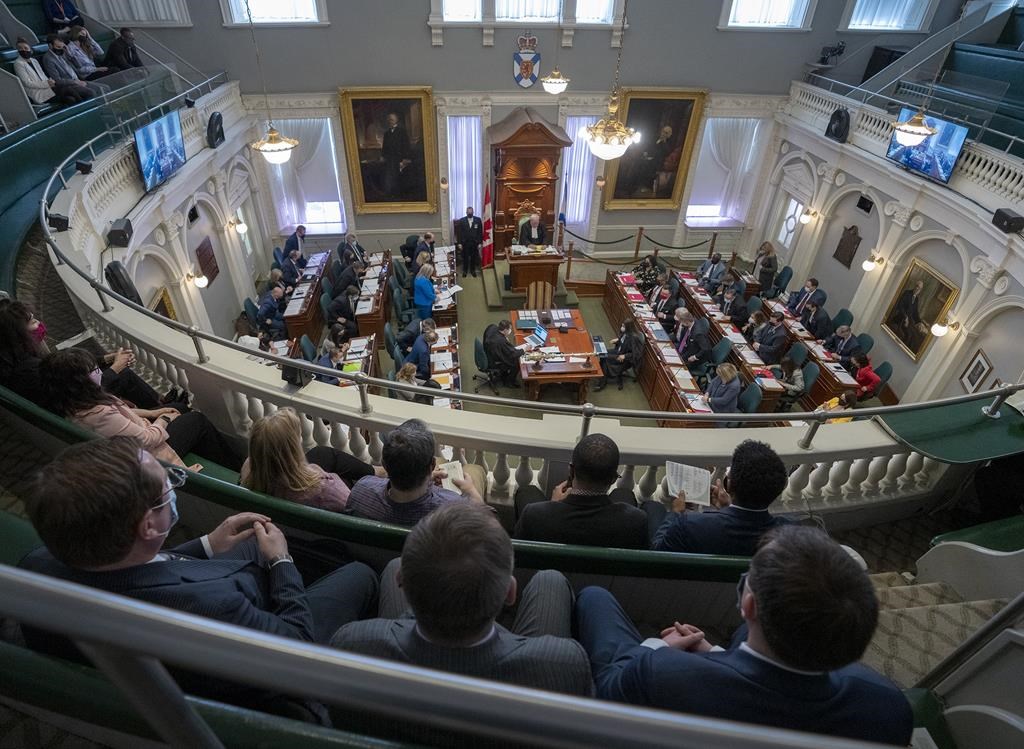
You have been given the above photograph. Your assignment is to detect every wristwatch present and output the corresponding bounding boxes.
[265,554,294,569]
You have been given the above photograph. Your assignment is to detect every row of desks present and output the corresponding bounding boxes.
[429,245,459,329]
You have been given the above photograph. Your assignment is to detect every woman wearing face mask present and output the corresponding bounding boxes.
[39,348,245,472]
[596,320,643,391]
[0,299,53,401]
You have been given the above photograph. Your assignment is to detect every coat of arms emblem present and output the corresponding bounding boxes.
[513,34,540,88]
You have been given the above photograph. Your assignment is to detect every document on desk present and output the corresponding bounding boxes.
[568,356,587,364]
[665,461,712,506]
[284,299,304,315]
[355,299,373,314]
[539,346,560,354]
[726,329,747,344]
[430,352,455,370]
[347,338,369,354]
[292,286,309,299]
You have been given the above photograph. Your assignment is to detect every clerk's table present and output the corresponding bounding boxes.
[506,244,565,292]
[512,308,599,404]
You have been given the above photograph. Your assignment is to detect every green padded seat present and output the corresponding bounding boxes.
[931,514,1024,552]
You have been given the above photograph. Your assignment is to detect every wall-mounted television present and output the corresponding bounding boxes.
[885,108,968,185]
[134,110,186,192]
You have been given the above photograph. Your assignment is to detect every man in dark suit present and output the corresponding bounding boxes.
[337,233,367,267]
[652,440,789,555]
[456,206,483,278]
[20,438,378,712]
[327,285,360,339]
[257,286,286,336]
[823,325,861,369]
[714,287,749,328]
[696,252,726,294]
[331,502,592,696]
[380,112,411,198]
[801,299,832,340]
[673,309,711,370]
[887,279,928,351]
[404,330,438,381]
[518,213,546,246]
[752,310,787,364]
[576,524,913,745]
[333,260,365,300]
[283,224,307,258]
[786,276,826,317]
[514,434,647,549]
[103,27,143,71]
[414,232,435,258]
[281,248,306,287]
[483,320,525,387]
[650,287,678,332]
[397,317,435,353]
[646,271,679,305]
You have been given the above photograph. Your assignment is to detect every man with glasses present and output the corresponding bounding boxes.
[20,437,378,710]
[574,525,912,744]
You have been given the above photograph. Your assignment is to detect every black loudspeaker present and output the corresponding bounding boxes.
[104,260,143,306]
[206,111,224,149]
[992,208,1024,234]
[187,205,200,225]
[282,362,312,388]
[856,196,874,214]
[825,107,851,144]
[107,218,133,248]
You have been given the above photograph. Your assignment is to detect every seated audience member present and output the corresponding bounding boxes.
[346,419,483,525]
[801,299,832,340]
[281,248,306,287]
[483,320,524,387]
[21,438,378,701]
[264,267,291,296]
[514,433,647,549]
[631,255,661,294]
[66,26,111,80]
[714,287,749,328]
[103,27,143,71]
[852,353,881,402]
[651,287,677,331]
[751,310,787,364]
[673,309,711,370]
[331,503,592,695]
[397,317,435,354]
[753,241,778,291]
[413,264,436,319]
[696,252,726,293]
[773,356,804,411]
[257,287,286,336]
[394,362,420,402]
[338,233,366,267]
[816,391,857,423]
[718,272,745,298]
[328,322,353,349]
[822,325,861,369]
[327,284,360,340]
[596,320,643,391]
[411,249,431,277]
[334,260,365,299]
[786,276,825,316]
[651,439,789,555]
[403,329,438,381]
[313,341,348,385]
[41,35,97,102]
[44,0,84,31]
[13,38,59,106]
[706,362,740,418]
[576,525,913,745]
[40,348,244,471]
[284,225,307,258]
[240,408,374,512]
[741,310,767,343]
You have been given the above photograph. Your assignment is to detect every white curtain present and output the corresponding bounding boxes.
[562,115,599,231]
[575,0,614,23]
[496,0,560,21]
[86,0,190,24]
[442,0,481,21]
[729,0,809,27]
[266,118,344,230]
[227,0,319,23]
[446,115,483,229]
[848,0,928,30]
[707,117,763,220]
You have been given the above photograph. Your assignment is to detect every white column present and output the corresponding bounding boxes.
[847,201,914,326]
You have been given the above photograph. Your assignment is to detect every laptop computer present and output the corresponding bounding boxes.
[525,324,549,348]
[592,335,607,355]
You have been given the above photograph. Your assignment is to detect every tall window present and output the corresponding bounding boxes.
[496,0,560,22]
[442,0,481,22]
[721,0,815,29]
[575,0,615,23]
[266,118,346,233]
[774,195,805,251]
[842,0,935,32]
[446,115,484,226]
[224,0,323,24]
[562,115,599,231]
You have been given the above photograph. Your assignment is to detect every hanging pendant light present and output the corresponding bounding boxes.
[583,0,638,160]
[893,110,937,148]
[243,0,298,164]
[541,67,571,95]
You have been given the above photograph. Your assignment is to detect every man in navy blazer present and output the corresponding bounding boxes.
[577,525,913,745]
[752,310,787,364]
[787,276,826,316]
[404,329,438,380]
[652,440,789,555]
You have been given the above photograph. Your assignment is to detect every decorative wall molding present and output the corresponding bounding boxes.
[970,255,1005,290]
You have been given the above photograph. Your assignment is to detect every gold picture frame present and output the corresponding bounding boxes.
[148,286,177,321]
[881,258,959,362]
[338,86,438,214]
[602,87,707,211]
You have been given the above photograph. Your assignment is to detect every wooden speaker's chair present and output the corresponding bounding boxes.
[526,281,554,310]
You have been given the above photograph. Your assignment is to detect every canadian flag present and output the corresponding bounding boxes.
[481,184,494,269]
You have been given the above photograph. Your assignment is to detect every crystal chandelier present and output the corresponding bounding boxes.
[541,67,570,95]
[244,0,298,164]
[583,0,638,160]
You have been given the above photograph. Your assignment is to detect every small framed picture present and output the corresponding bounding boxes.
[959,349,993,393]
[992,378,1004,389]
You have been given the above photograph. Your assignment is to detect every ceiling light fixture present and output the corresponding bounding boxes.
[582,0,639,160]
[799,209,816,225]
[244,0,298,164]
[187,270,209,289]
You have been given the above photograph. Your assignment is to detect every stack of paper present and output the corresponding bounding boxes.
[435,460,465,492]
[292,286,309,299]
[626,289,645,302]
[432,398,453,409]
[432,373,454,390]
[430,352,455,371]
[284,298,304,315]
[658,343,682,365]
[348,338,369,354]
[270,341,290,354]
[520,310,538,320]
[674,369,698,391]
[568,356,588,365]
[682,277,699,287]
[355,300,373,314]
[725,329,747,344]
[684,393,713,413]
[539,345,560,354]
[665,461,712,505]
[738,346,763,365]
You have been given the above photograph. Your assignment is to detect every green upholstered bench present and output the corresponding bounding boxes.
[931,515,1024,553]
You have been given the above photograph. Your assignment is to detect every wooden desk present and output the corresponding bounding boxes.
[429,245,459,328]
[355,253,392,348]
[283,251,329,343]
[512,309,599,404]
[335,334,378,389]
[732,269,762,300]
[429,323,463,411]
[506,245,565,292]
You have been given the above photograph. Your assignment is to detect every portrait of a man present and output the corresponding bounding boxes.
[882,258,959,361]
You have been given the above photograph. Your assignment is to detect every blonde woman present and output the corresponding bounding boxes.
[411,250,432,277]
[240,408,375,512]
[706,362,741,419]
[395,362,419,402]
[414,263,436,319]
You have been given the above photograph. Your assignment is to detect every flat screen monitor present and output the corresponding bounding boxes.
[885,108,968,185]
[134,110,186,192]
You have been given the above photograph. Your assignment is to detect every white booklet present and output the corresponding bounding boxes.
[664,460,712,506]
[436,460,465,492]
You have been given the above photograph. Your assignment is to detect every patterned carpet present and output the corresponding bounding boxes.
[831,512,955,574]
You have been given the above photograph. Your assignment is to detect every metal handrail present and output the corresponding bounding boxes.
[81,11,208,83]
[0,564,891,749]
[79,11,201,90]
[37,81,1024,436]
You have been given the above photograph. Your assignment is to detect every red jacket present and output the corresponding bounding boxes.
[856,365,881,397]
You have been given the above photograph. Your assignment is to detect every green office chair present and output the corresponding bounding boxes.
[473,337,500,395]
[321,276,334,300]
[874,361,892,391]
[856,333,874,355]
[765,265,792,299]
[320,292,331,325]
[392,343,405,374]
[386,370,398,399]
[299,335,318,363]
[788,341,808,367]
[384,322,397,354]
[728,384,763,427]
[692,338,732,387]
[832,308,853,329]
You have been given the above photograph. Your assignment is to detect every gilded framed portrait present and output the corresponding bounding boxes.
[602,88,707,210]
[148,287,177,321]
[338,86,438,214]
[881,258,959,361]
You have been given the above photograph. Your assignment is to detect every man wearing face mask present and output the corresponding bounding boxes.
[39,36,98,102]
[483,320,525,387]
[456,206,483,278]
[20,437,379,658]
[104,27,143,71]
